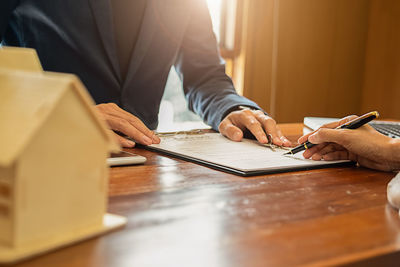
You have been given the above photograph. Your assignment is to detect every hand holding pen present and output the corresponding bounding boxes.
[288,111,400,172]
[285,111,379,156]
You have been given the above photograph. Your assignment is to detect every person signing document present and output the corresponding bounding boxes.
[298,115,400,172]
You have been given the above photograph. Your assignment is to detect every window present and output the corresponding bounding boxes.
[157,1,226,132]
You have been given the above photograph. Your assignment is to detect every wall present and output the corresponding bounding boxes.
[237,0,275,116]
[236,0,400,122]
[361,0,400,119]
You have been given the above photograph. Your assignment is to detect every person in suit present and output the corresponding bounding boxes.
[298,116,400,172]
[0,0,291,148]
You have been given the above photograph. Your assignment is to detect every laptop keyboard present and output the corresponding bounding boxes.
[370,122,400,138]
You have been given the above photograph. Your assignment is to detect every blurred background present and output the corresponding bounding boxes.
[158,0,400,131]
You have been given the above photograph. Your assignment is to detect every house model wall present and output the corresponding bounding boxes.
[0,47,126,264]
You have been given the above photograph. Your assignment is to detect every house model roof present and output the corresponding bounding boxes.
[0,48,120,167]
[0,47,43,72]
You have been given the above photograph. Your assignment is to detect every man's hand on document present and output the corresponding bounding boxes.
[95,103,160,148]
[219,109,292,147]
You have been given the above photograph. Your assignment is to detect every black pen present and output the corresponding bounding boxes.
[283,111,380,156]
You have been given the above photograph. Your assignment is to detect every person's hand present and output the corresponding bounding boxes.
[298,116,400,171]
[218,109,291,146]
[95,103,160,148]
[298,116,357,145]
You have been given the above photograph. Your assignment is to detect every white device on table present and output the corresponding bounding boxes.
[107,151,147,167]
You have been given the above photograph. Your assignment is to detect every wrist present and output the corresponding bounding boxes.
[222,105,260,121]
[229,105,266,115]
[237,105,259,111]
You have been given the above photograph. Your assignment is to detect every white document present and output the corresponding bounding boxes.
[149,132,349,176]
[303,117,339,130]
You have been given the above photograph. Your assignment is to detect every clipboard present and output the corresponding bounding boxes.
[146,130,353,177]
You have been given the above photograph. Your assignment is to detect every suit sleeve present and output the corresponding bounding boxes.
[0,0,18,42]
[174,0,262,131]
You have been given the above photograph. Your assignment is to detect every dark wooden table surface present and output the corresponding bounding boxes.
[14,124,400,267]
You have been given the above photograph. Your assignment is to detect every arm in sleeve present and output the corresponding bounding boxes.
[0,0,19,42]
[174,0,262,131]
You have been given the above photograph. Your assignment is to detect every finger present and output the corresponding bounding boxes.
[241,114,269,144]
[308,128,350,145]
[281,136,292,146]
[320,150,350,161]
[151,132,161,144]
[303,143,329,159]
[311,143,344,161]
[105,114,153,145]
[298,115,358,144]
[260,113,291,146]
[315,143,344,156]
[298,132,313,145]
[101,103,159,143]
[110,112,160,143]
[114,132,135,148]
[124,116,160,143]
[347,152,359,162]
[276,127,292,146]
[321,115,358,129]
[219,119,243,142]
[259,116,283,146]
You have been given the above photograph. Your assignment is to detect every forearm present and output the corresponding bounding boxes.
[175,0,260,130]
[186,81,261,130]
[176,48,260,130]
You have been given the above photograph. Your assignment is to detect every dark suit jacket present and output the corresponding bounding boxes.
[0,0,260,130]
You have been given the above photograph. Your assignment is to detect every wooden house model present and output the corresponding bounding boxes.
[0,47,126,264]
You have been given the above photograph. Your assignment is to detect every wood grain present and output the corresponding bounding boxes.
[273,0,369,122]
[239,0,370,122]
[361,0,400,119]
[13,124,400,267]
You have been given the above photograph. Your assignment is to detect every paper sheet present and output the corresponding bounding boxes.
[149,132,349,174]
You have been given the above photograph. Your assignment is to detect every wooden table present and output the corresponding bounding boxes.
[14,123,400,267]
